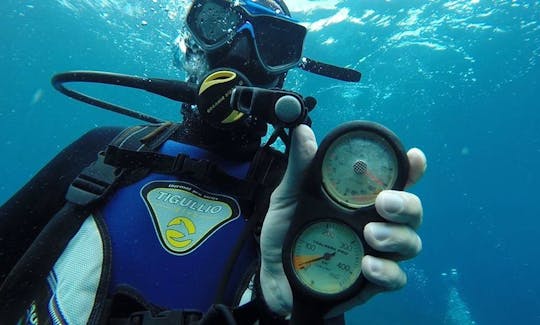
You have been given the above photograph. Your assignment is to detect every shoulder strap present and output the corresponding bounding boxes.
[213,145,288,306]
[0,123,178,323]
[68,122,180,206]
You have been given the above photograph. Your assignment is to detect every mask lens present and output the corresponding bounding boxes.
[187,0,242,49]
[187,0,306,74]
[252,16,306,70]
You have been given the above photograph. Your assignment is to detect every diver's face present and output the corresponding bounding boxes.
[204,32,282,88]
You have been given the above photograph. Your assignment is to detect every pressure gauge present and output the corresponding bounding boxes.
[292,220,364,295]
[321,129,400,208]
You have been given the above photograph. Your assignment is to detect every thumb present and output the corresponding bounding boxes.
[261,124,317,261]
[272,124,318,203]
[259,124,318,316]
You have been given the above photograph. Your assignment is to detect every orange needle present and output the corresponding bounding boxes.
[294,252,336,270]
[294,255,324,269]
[365,169,385,189]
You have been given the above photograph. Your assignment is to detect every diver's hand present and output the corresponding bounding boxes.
[259,124,426,316]
[328,146,425,317]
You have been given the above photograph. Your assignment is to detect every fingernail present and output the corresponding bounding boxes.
[381,193,404,215]
[371,223,392,241]
[367,256,384,273]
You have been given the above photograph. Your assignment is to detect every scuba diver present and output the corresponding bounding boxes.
[0,0,426,324]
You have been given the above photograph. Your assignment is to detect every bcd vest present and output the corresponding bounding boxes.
[0,123,287,325]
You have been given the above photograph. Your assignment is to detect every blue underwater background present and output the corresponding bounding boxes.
[2,0,539,324]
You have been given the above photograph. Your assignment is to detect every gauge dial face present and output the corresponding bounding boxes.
[322,130,399,208]
[292,221,364,295]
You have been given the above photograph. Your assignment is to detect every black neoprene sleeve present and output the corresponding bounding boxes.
[0,126,124,284]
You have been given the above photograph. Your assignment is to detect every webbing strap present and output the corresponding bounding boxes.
[104,145,259,201]
[109,309,203,325]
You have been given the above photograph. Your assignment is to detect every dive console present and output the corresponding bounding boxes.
[282,121,409,324]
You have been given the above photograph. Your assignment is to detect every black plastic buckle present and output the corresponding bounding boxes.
[171,154,187,173]
[172,154,214,182]
[66,152,123,206]
[128,310,202,325]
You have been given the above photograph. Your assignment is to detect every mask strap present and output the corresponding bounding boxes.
[298,57,362,82]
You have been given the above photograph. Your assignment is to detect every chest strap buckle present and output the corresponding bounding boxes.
[126,309,202,325]
[172,154,215,182]
[66,151,123,206]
